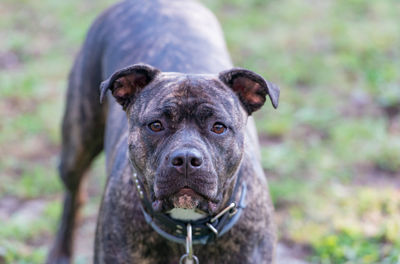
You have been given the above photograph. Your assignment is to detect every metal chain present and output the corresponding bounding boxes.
[179,224,199,264]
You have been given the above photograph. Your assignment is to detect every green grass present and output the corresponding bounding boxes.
[1,0,399,263]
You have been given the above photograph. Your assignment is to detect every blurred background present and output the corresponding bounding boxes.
[0,0,399,263]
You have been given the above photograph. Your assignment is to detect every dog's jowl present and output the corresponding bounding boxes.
[47,0,280,263]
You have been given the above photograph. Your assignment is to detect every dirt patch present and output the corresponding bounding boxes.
[353,164,400,188]
[0,197,48,222]
[276,243,311,264]
[0,196,21,221]
[259,133,284,145]
[0,51,21,70]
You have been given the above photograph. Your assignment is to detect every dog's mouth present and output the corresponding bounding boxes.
[170,188,203,209]
[152,187,219,218]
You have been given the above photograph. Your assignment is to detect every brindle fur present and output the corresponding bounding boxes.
[47,0,278,263]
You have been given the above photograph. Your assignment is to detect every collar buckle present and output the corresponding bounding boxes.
[210,202,236,223]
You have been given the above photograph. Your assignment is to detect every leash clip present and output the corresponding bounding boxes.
[179,224,199,264]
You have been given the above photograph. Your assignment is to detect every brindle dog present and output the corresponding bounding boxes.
[47,0,279,263]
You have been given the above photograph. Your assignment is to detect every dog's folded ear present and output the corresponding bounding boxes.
[100,64,160,110]
[219,68,280,114]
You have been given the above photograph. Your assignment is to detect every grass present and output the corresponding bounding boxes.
[1,0,399,263]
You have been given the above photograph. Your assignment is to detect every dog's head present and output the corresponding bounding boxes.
[100,64,279,220]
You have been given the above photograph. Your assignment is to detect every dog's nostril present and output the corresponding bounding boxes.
[171,157,184,167]
[170,149,203,169]
[190,157,202,167]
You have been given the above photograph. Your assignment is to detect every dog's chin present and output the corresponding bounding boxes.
[152,188,219,220]
[167,188,208,220]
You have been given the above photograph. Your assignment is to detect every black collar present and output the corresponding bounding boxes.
[132,172,247,245]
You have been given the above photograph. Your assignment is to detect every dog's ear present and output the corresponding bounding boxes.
[219,68,280,114]
[100,64,160,110]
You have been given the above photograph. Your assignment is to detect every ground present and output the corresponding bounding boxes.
[0,0,400,263]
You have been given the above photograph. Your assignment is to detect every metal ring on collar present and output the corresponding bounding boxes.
[179,254,199,264]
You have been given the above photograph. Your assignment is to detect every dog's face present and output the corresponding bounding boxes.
[100,64,279,219]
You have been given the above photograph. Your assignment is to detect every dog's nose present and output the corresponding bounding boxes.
[170,148,203,173]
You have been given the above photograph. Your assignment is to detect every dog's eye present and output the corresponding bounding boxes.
[211,122,227,134]
[148,121,164,132]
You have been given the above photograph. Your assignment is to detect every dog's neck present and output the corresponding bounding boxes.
[167,208,208,221]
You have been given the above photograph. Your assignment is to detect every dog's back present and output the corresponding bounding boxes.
[80,0,232,79]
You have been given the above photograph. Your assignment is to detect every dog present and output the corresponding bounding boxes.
[47,0,279,263]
